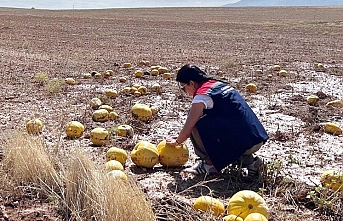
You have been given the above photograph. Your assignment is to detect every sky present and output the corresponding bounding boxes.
[0,0,240,9]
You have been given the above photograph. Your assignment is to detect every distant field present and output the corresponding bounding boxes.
[0,6,342,73]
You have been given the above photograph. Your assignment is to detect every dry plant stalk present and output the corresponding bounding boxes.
[153,195,219,221]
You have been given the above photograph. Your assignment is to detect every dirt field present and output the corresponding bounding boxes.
[0,6,343,221]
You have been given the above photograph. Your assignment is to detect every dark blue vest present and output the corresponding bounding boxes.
[194,80,269,171]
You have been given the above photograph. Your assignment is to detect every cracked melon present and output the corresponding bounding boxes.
[157,140,189,167]
[65,121,85,138]
[92,109,109,122]
[131,103,152,122]
[90,127,109,146]
[116,124,134,137]
[90,98,102,109]
[193,196,225,217]
[320,170,343,191]
[26,119,43,134]
[106,147,128,165]
[131,141,159,168]
[223,214,244,221]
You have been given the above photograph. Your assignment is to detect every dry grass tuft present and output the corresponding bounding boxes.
[0,131,155,221]
[34,71,49,85]
[90,172,156,221]
[1,131,60,190]
[59,149,155,220]
[45,78,65,94]
[59,149,96,219]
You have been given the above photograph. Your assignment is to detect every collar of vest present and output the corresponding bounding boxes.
[194,80,219,97]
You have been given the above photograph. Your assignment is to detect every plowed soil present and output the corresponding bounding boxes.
[0,6,343,221]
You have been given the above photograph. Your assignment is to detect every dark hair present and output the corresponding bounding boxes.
[176,64,213,84]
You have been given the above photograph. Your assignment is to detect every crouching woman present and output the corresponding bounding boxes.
[166,64,269,177]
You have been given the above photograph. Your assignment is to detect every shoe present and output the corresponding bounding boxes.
[246,156,263,179]
[184,160,218,175]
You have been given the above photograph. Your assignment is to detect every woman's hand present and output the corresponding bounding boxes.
[166,135,179,146]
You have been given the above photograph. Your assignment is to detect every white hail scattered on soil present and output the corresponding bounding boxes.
[249,66,343,186]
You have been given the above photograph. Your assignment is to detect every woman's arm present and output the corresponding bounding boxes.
[167,102,205,146]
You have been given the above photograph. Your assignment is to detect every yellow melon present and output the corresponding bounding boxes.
[273,65,281,71]
[278,70,287,77]
[90,127,110,146]
[135,70,143,78]
[223,214,244,221]
[326,100,343,109]
[131,103,152,122]
[123,86,131,95]
[157,140,189,167]
[151,69,159,76]
[150,65,160,71]
[26,119,43,134]
[119,77,127,83]
[65,121,85,138]
[316,63,325,70]
[105,89,118,98]
[163,72,172,80]
[65,77,76,85]
[99,105,113,112]
[158,66,169,74]
[92,109,109,122]
[123,63,131,68]
[244,213,268,221]
[106,147,128,165]
[151,83,161,92]
[228,190,269,219]
[255,70,263,75]
[103,71,111,78]
[131,141,159,168]
[107,170,128,181]
[83,73,92,79]
[323,122,342,135]
[105,160,124,171]
[137,86,148,95]
[108,111,119,121]
[94,72,102,79]
[320,170,343,191]
[116,125,134,137]
[245,83,257,93]
[89,98,102,109]
[132,84,141,89]
[106,69,114,76]
[307,95,319,105]
[193,196,225,217]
